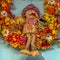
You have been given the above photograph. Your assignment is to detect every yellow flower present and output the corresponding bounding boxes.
[11,42,18,48]
[49,24,54,29]
[56,6,60,14]
[10,19,15,24]
[1,1,7,7]
[57,24,60,28]
[43,13,50,22]
[52,30,58,35]
[5,22,10,25]
[2,29,7,35]
[6,0,12,3]
[5,17,10,22]
[2,29,9,36]
[43,13,57,24]
[44,13,49,16]
[57,6,60,11]
[17,31,21,34]
[16,16,25,25]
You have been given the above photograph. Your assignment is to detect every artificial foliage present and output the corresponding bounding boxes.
[0,0,60,56]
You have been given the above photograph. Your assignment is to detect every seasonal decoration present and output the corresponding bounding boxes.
[0,0,60,57]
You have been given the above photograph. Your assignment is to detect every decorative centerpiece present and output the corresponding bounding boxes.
[0,0,60,57]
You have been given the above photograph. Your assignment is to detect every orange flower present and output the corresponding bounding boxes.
[0,20,5,25]
[35,41,41,49]
[48,8,56,14]
[3,36,8,41]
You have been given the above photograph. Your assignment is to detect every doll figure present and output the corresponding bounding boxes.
[20,4,40,56]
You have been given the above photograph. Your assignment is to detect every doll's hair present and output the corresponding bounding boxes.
[22,4,40,18]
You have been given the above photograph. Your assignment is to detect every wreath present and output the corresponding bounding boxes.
[0,0,60,56]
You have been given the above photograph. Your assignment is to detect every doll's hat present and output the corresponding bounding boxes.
[22,4,40,17]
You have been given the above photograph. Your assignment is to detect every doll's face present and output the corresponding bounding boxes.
[25,10,38,18]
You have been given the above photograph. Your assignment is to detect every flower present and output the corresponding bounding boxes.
[48,0,55,5]
[46,34,53,42]
[1,1,7,7]
[2,29,9,36]
[35,40,41,49]
[1,10,8,17]
[52,30,58,36]
[47,8,56,14]
[5,17,10,22]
